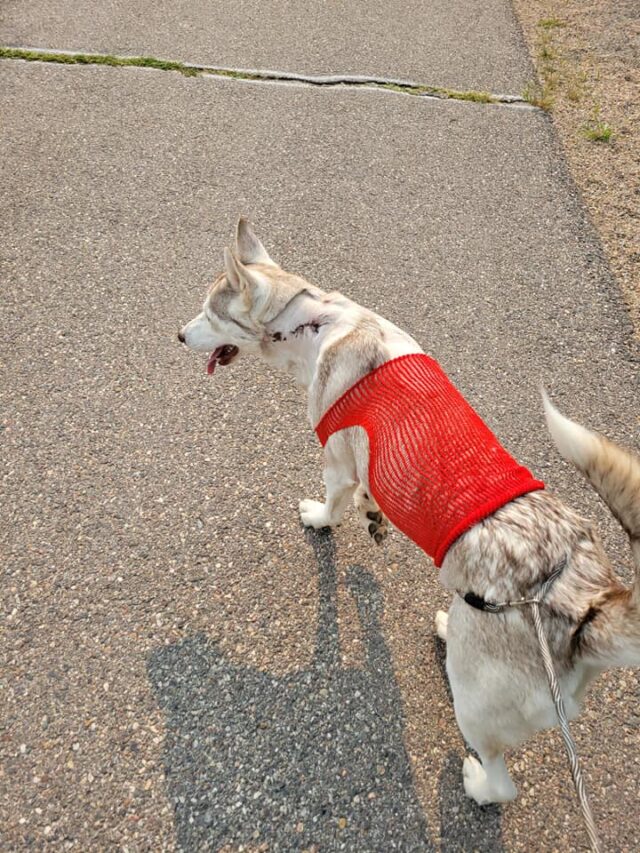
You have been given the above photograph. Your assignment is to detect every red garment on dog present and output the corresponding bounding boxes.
[315,354,544,566]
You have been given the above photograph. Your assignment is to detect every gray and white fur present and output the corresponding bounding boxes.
[179,218,640,804]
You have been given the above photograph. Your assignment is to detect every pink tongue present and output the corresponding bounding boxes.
[206,352,218,375]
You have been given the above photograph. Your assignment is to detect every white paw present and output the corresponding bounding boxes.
[299,499,331,529]
[435,610,448,641]
[463,756,516,804]
[463,756,492,805]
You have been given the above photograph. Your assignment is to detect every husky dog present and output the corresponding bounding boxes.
[179,218,640,805]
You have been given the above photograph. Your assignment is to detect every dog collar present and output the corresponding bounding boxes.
[458,556,567,612]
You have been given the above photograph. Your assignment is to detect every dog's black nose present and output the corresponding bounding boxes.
[177,330,186,344]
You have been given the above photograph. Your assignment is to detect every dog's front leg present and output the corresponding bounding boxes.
[299,443,357,529]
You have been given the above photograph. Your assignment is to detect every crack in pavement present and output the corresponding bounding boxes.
[0,46,538,109]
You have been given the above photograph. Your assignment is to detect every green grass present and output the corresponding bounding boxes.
[378,81,496,103]
[377,82,415,94]
[565,70,587,103]
[0,46,201,76]
[524,15,614,138]
[0,46,509,107]
[538,17,566,29]
[581,105,615,142]
[582,118,614,142]
[522,80,555,111]
[451,90,495,104]
[538,27,557,61]
[521,17,568,111]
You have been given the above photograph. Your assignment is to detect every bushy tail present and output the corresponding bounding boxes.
[542,390,640,579]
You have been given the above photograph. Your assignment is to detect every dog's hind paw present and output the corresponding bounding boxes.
[435,610,448,641]
[463,756,492,805]
[354,487,389,545]
[366,510,389,546]
[463,755,516,805]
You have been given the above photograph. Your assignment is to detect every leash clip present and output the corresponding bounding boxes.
[458,556,566,614]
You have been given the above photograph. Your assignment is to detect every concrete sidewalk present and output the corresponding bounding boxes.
[1,4,638,851]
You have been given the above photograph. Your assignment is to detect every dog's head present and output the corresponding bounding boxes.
[178,218,309,374]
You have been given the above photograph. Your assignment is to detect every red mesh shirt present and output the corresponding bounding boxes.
[315,354,544,566]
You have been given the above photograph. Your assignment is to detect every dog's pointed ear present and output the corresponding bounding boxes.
[223,247,245,291]
[224,247,263,293]
[235,217,274,266]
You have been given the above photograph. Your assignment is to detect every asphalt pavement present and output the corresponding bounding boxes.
[1,3,639,851]
[0,0,532,91]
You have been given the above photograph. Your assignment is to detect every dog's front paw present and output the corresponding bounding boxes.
[299,499,332,529]
[435,610,448,641]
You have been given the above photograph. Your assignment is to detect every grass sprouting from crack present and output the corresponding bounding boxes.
[522,80,555,111]
[0,46,201,76]
[447,89,495,103]
[0,46,507,106]
[0,47,270,79]
[378,81,496,103]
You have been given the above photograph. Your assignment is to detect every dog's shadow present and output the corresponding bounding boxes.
[148,529,503,850]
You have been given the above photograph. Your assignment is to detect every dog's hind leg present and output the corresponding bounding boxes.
[462,751,516,805]
[446,612,518,804]
[353,485,389,545]
[455,709,517,803]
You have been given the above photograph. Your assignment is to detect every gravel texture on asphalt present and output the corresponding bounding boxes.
[0,0,534,94]
[149,531,432,851]
[1,61,639,851]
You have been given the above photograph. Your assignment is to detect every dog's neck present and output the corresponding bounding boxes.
[262,290,349,388]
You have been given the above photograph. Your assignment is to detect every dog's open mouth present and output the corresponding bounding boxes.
[206,345,239,374]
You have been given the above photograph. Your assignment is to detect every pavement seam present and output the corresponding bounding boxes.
[0,46,538,109]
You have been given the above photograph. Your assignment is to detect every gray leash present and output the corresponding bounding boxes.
[460,559,602,853]
[530,587,602,853]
